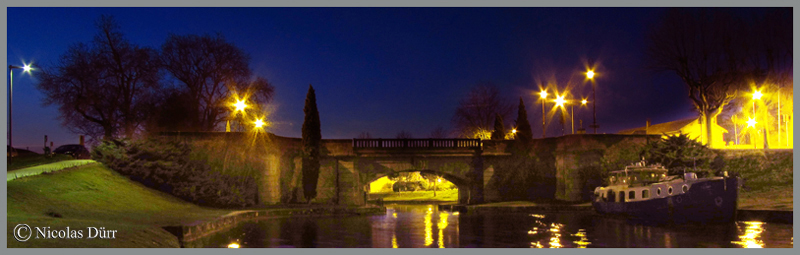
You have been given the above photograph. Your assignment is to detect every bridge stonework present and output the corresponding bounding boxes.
[160,132,657,205]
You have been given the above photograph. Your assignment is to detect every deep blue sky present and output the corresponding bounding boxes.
[7,7,699,151]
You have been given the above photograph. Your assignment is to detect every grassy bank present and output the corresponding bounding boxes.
[7,164,229,248]
[7,154,74,171]
[368,190,459,202]
[716,149,793,211]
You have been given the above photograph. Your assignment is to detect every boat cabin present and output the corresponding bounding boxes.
[607,164,669,186]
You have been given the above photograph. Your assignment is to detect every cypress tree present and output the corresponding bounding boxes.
[491,113,505,140]
[302,85,321,203]
[515,97,533,145]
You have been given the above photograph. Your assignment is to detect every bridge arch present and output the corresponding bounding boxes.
[364,168,472,204]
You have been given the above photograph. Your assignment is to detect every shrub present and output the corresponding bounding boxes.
[92,138,257,208]
[644,133,715,176]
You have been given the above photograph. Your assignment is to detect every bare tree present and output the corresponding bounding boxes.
[161,33,273,131]
[36,15,162,141]
[429,126,449,138]
[395,130,413,139]
[646,8,788,146]
[451,82,513,139]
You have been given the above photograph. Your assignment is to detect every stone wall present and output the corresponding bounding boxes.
[163,132,662,205]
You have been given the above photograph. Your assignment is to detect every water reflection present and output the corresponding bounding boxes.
[188,204,792,248]
[438,212,449,248]
[424,206,433,246]
[731,221,765,248]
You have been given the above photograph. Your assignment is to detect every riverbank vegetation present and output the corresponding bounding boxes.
[7,164,228,247]
[91,138,260,208]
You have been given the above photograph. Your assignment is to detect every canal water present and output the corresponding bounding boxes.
[191,204,792,248]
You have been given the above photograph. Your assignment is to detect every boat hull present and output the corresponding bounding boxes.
[592,177,740,224]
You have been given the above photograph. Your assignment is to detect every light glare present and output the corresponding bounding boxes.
[747,117,757,128]
[752,90,763,100]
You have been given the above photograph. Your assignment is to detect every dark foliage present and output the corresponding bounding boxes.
[515,97,533,146]
[301,85,321,203]
[36,15,162,141]
[491,113,505,140]
[160,33,274,132]
[451,82,513,139]
[91,138,257,208]
[644,133,716,176]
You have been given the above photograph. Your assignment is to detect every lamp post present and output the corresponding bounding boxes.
[747,117,757,149]
[586,70,599,134]
[7,64,32,157]
[539,90,548,138]
[554,95,567,136]
[575,99,587,135]
[752,90,766,149]
[732,115,738,145]
[229,98,248,132]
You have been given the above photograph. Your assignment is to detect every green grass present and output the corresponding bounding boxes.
[7,164,230,248]
[369,190,459,202]
[7,154,74,171]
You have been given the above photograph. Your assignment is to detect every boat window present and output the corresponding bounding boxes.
[668,186,673,195]
[657,187,661,196]
[642,190,650,199]
[608,190,615,202]
[619,192,625,202]
[628,191,635,200]
[682,184,689,193]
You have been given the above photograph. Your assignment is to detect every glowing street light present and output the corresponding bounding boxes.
[234,99,248,113]
[539,89,548,138]
[586,68,599,134]
[747,117,757,128]
[254,118,265,129]
[554,95,567,136]
[581,99,588,105]
[8,63,34,157]
[752,90,763,100]
[751,89,766,149]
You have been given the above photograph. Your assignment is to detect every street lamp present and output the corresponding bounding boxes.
[586,69,599,134]
[8,64,33,157]
[254,118,265,129]
[539,89,548,138]
[752,89,766,149]
[747,117,757,149]
[228,97,249,132]
[554,95,567,136]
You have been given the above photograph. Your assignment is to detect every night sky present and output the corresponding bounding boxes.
[7,7,700,151]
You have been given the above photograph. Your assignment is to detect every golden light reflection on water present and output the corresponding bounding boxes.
[549,223,563,248]
[731,221,765,248]
[392,234,398,248]
[572,229,591,248]
[438,212,449,248]
[227,242,240,248]
[424,206,433,246]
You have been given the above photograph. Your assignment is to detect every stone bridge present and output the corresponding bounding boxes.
[161,132,658,206]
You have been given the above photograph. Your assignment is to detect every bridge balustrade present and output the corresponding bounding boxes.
[352,139,481,149]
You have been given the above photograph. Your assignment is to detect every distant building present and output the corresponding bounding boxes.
[618,117,728,148]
